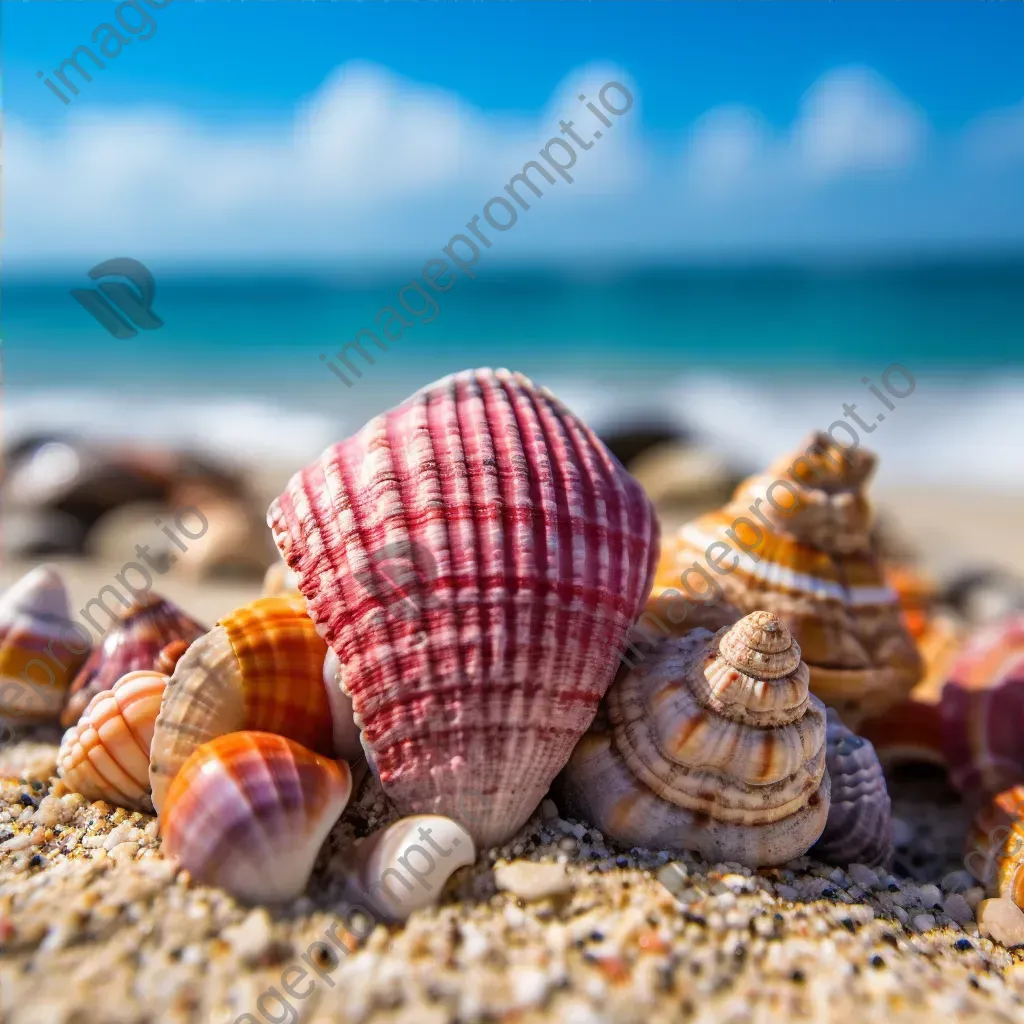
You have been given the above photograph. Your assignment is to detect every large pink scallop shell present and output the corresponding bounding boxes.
[268,369,659,847]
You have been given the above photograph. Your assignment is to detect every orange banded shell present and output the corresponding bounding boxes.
[149,596,333,814]
[161,731,351,903]
[965,785,1024,907]
[649,433,921,727]
[57,670,168,811]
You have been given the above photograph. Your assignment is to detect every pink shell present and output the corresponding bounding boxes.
[941,614,1024,801]
[268,369,659,847]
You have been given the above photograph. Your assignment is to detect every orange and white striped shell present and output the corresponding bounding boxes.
[648,433,921,727]
[149,596,336,814]
[161,731,351,903]
[57,671,168,811]
[269,369,658,848]
[558,611,830,867]
[0,566,90,723]
[965,784,1024,907]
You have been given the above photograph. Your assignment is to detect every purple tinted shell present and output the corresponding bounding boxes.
[812,709,893,870]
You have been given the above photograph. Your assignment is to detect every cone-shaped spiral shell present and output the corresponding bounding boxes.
[0,566,90,723]
[811,709,892,869]
[149,596,335,814]
[57,670,168,811]
[63,593,206,728]
[344,815,476,922]
[161,731,351,903]
[649,433,921,727]
[268,369,659,848]
[941,615,1024,802]
[965,785,1024,907]
[558,612,830,866]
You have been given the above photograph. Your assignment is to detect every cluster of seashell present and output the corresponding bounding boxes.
[268,368,659,848]
[558,611,831,867]
[647,433,922,728]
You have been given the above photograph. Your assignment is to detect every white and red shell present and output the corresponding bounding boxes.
[268,369,659,847]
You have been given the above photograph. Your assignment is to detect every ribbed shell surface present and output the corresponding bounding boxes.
[268,369,659,847]
[63,594,206,728]
[942,615,1024,801]
[148,596,333,815]
[811,709,892,870]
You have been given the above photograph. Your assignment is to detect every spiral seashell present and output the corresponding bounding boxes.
[941,614,1024,801]
[63,593,205,728]
[57,670,168,811]
[810,708,892,870]
[268,368,658,848]
[149,596,336,814]
[342,815,476,922]
[649,433,921,728]
[558,611,829,867]
[161,731,351,903]
[0,566,90,723]
[965,785,1024,906]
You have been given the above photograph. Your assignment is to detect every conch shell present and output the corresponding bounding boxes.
[0,566,90,723]
[649,433,921,727]
[941,614,1024,801]
[268,368,659,847]
[57,670,168,811]
[63,593,205,728]
[965,785,1024,907]
[161,731,351,903]
[149,596,336,814]
[810,708,892,870]
[558,611,830,867]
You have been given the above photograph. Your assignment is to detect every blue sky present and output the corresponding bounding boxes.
[4,1,1024,266]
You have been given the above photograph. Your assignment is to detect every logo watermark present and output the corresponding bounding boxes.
[70,257,164,339]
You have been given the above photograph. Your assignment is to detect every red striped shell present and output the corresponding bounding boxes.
[942,615,1024,801]
[0,566,90,723]
[268,368,659,847]
[162,731,351,903]
[63,593,206,728]
[649,433,921,727]
[57,670,168,811]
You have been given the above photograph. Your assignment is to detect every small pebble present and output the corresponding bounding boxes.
[919,884,942,908]
[977,898,1024,948]
[495,861,574,902]
[944,894,975,926]
[223,908,274,963]
[848,864,878,889]
[913,914,937,932]
[775,885,799,901]
[942,870,976,894]
[891,817,914,848]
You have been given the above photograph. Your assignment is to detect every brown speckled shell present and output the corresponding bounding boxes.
[811,708,892,870]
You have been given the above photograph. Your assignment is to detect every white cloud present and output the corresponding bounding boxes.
[792,66,927,178]
[684,104,773,196]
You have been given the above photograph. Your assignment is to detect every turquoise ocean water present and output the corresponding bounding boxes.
[5,261,1023,487]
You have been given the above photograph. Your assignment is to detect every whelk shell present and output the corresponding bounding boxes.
[161,731,351,903]
[0,565,90,723]
[149,596,335,814]
[649,433,921,727]
[558,611,830,867]
[810,708,892,870]
[57,670,168,812]
[268,368,658,847]
[63,592,205,728]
